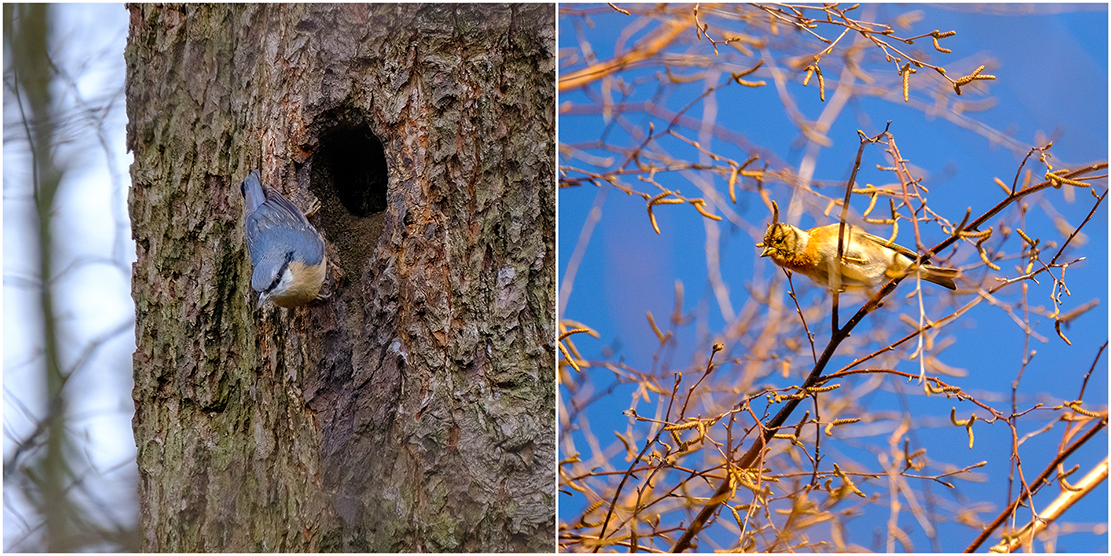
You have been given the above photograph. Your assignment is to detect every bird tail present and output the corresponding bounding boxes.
[241,170,266,213]
[921,265,959,290]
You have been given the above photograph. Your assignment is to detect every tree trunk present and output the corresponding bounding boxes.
[126,4,554,551]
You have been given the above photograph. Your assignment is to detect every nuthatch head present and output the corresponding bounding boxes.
[241,170,328,308]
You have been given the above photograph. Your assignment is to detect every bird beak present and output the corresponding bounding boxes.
[759,246,771,258]
[256,291,268,311]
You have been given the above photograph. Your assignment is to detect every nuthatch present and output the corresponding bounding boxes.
[241,170,328,308]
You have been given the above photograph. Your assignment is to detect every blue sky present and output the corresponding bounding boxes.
[558,4,1107,552]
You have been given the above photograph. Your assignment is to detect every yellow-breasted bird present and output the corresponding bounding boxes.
[758,219,959,292]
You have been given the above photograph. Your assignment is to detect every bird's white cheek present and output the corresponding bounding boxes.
[271,267,294,296]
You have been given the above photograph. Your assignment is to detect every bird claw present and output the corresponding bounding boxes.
[304,198,322,218]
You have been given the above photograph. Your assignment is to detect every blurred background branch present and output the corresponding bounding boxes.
[4,4,136,551]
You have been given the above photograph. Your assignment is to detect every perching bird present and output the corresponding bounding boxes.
[241,170,328,308]
[758,214,959,292]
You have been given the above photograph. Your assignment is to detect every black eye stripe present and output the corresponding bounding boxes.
[266,275,283,292]
[265,252,295,293]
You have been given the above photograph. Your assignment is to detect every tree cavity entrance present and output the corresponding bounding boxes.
[317,125,388,217]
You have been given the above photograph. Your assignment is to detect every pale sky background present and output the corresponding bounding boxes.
[3,4,135,549]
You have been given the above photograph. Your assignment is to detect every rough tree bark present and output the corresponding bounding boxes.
[126,4,554,551]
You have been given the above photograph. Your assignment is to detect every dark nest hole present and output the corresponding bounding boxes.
[307,114,389,284]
